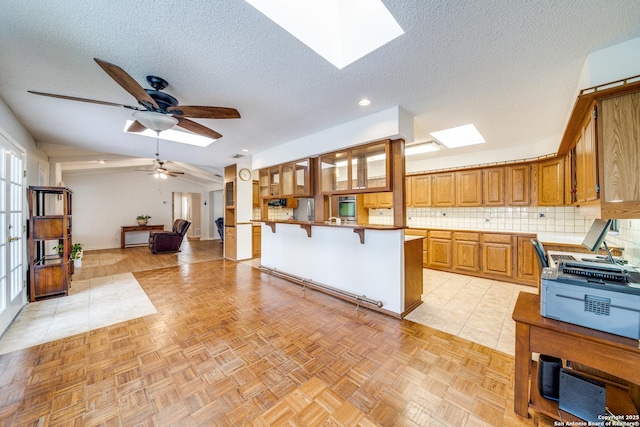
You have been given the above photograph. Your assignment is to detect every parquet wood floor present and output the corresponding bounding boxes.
[0,240,551,426]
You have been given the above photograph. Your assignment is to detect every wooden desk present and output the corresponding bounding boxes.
[512,292,640,419]
[121,224,164,248]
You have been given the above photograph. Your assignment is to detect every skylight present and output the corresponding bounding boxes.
[245,0,404,69]
[123,121,215,147]
[430,124,486,149]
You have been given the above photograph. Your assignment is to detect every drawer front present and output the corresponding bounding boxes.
[429,230,452,239]
[454,232,480,242]
[482,233,513,244]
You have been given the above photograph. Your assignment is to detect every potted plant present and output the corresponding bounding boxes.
[52,243,64,256]
[71,243,83,268]
[137,215,151,226]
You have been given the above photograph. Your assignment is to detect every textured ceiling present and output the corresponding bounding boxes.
[1,0,640,183]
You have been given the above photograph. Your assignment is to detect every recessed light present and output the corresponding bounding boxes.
[359,99,371,107]
[97,160,106,164]
[242,148,249,152]
[430,124,486,149]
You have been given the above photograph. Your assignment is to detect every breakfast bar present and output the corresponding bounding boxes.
[258,220,424,317]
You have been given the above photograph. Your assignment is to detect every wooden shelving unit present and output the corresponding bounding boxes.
[27,186,73,302]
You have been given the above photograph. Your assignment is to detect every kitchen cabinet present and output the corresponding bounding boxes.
[456,169,483,207]
[320,140,391,194]
[224,226,236,261]
[428,230,452,268]
[537,158,564,206]
[224,164,237,260]
[27,186,73,302]
[362,192,393,209]
[405,177,413,207]
[573,106,599,204]
[252,225,261,257]
[557,75,640,218]
[417,227,537,286]
[410,175,432,207]
[259,158,313,199]
[516,236,539,287]
[596,91,640,217]
[483,167,505,206]
[432,172,456,207]
[453,232,480,272]
[481,233,513,279]
[506,164,531,206]
[252,181,259,207]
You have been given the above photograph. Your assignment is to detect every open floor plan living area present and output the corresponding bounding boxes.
[0,240,552,426]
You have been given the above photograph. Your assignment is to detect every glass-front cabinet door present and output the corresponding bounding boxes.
[320,150,349,193]
[281,163,294,196]
[269,166,281,197]
[350,141,389,190]
[259,169,270,198]
[294,159,310,196]
[320,140,390,194]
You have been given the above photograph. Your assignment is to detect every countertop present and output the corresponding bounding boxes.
[405,226,588,245]
[253,219,404,231]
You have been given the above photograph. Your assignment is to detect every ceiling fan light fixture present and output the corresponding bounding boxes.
[132,111,178,132]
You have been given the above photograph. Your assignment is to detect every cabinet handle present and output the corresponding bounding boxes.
[7,236,19,242]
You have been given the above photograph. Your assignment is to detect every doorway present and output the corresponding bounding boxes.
[173,192,201,239]
[0,132,26,335]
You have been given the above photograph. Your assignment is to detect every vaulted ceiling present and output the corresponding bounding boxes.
[1,1,639,184]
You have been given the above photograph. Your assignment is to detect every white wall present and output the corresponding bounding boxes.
[63,171,212,250]
[252,106,413,169]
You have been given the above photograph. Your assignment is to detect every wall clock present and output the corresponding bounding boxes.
[239,168,251,181]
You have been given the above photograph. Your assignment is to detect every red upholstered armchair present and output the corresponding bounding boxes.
[149,219,191,254]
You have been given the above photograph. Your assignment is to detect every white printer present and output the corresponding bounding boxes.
[540,260,640,340]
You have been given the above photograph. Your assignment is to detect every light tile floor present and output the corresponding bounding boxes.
[0,272,156,355]
[405,268,538,356]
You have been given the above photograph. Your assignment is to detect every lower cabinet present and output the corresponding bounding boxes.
[453,232,480,272]
[409,228,539,287]
[428,230,452,268]
[252,225,261,257]
[224,226,237,261]
[481,234,513,278]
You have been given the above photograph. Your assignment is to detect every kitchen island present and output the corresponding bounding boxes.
[257,220,424,317]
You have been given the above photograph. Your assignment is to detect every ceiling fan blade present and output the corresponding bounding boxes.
[177,118,223,139]
[168,105,241,119]
[127,120,147,132]
[28,91,140,109]
[168,171,184,175]
[94,58,159,109]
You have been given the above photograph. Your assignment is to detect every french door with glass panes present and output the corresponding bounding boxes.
[0,133,26,335]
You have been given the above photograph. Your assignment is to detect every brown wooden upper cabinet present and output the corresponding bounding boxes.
[572,104,599,204]
[409,175,432,207]
[506,164,531,205]
[259,157,313,199]
[320,140,391,194]
[483,167,505,206]
[456,169,483,207]
[597,91,640,216]
[557,75,640,218]
[537,158,564,206]
[431,172,456,207]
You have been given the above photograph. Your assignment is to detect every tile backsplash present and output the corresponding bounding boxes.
[370,206,640,266]
[405,206,592,233]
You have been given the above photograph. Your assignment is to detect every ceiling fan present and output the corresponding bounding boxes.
[135,137,185,179]
[28,58,240,139]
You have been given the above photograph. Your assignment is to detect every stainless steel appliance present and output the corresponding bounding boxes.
[337,196,356,224]
[293,198,314,221]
